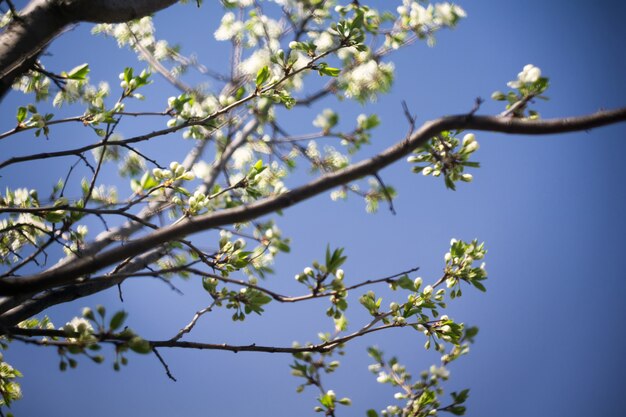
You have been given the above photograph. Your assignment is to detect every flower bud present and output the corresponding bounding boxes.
[336,269,344,280]
[462,133,476,146]
[414,277,423,289]
[182,171,195,181]
[491,91,505,100]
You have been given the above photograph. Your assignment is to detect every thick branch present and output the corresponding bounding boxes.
[2,107,625,295]
[0,0,178,100]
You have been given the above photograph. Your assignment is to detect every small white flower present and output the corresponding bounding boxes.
[214,12,243,41]
[429,365,450,379]
[192,161,211,181]
[508,64,542,88]
[519,64,541,83]
[232,146,254,170]
[153,40,169,60]
[314,31,335,52]
[368,363,381,373]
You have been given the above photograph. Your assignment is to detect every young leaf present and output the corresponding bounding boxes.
[16,107,27,123]
[318,66,341,77]
[109,311,127,331]
[66,63,90,80]
[256,66,270,88]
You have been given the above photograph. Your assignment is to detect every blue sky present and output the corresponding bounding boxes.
[2,1,626,416]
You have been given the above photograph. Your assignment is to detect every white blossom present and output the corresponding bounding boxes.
[214,12,243,41]
[232,146,255,170]
[314,31,335,52]
[153,40,169,60]
[239,49,272,76]
[507,64,542,88]
[429,365,450,379]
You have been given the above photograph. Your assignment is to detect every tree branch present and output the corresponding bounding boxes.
[2,107,625,296]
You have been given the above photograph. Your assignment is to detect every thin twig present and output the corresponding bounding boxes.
[152,347,177,381]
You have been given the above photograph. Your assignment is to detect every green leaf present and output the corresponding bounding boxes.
[109,310,127,330]
[351,11,365,30]
[444,175,456,190]
[449,406,467,415]
[256,65,270,87]
[366,410,378,417]
[66,63,90,80]
[16,107,27,123]
[472,281,487,292]
[123,67,133,83]
[396,275,415,291]
[318,66,341,77]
